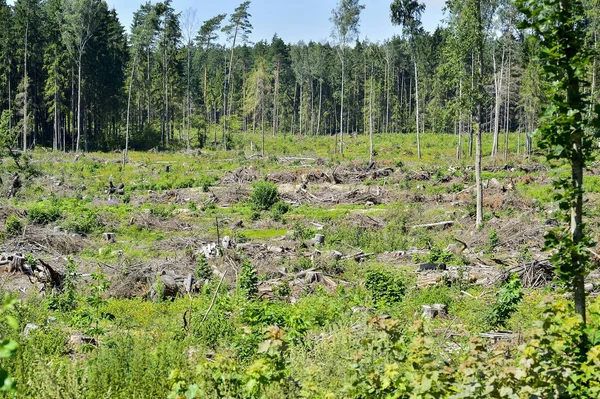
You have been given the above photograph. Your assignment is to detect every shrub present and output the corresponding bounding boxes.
[250,182,280,211]
[195,255,212,281]
[64,209,101,234]
[4,214,23,237]
[27,202,62,224]
[488,273,523,327]
[365,270,406,305]
[270,201,290,222]
[239,260,258,298]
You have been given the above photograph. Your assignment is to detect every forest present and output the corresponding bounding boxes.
[0,0,600,398]
[0,0,585,155]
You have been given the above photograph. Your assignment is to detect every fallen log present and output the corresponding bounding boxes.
[411,221,454,229]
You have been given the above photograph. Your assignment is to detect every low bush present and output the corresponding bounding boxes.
[250,182,280,211]
[27,202,62,224]
[4,214,22,237]
[365,270,406,305]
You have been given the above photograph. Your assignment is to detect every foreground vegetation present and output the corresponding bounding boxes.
[0,132,597,397]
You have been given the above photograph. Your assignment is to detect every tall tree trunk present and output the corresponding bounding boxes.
[414,59,421,159]
[186,43,191,150]
[223,25,239,148]
[475,0,484,229]
[203,45,209,145]
[339,52,345,155]
[23,21,28,152]
[503,51,511,161]
[124,55,137,168]
[77,54,83,152]
[147,46,151,147]
[317,80,322,135]
[492,49,505,157]
[386,58,390,134]
[457,79,463,160]
[291,83,296,135]
[53,75,58,151]
[8,55,11,142]
[272,62,279,136]
[310,79,315,135]
[299,83,303,135]
[369,69,374,163]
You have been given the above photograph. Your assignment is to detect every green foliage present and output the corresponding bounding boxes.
[365,270,406,305]
[239,260,259,298]
[413,248,459,266]
[488,228,499,253]
[270,201,290,222]
[0,296,19,394]
[4,215,22,237]
[27,202,62,224]
[47,257,79,311]
[488,273,524,328]
[517,0,598,314]
[63,208,101,234]
[250,181,280,211]
[195,255,212,281]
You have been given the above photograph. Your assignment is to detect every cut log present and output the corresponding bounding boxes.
[411,221,454,229]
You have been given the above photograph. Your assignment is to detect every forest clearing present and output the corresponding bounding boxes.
[0,132,599,398]
[1,0,600,397]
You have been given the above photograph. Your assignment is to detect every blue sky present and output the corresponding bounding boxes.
[105,0,447,43]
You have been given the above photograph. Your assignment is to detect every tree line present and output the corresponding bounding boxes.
[0,0,598,156]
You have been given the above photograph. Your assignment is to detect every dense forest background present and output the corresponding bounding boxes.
[0,0,598,155]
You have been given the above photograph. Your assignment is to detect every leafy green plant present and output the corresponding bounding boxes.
[365,270,406,305]
[488,273,524,327]
[0,296,19,394]
[517,0,598,322]
[488,228,499,253]
[47,257,79,311]
[63,209,101,234]
[250,181,280,211]
[27,202,62,224]
[195,254,212,281]
[239,260,258,298]
[4,215,22,237]
[270,201,290,222]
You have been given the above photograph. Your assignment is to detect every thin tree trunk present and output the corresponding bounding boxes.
[414,59,421,159]
[8,56,11,142]
[299,83,303,135]
[476,0,484,229]
[317,80,322,135]
[23,21,28,152]
[457,79,463,160]
[186,43,191,150]
[53,75,58,151]
[492,49,505,157]
[339,52,344,155]
[272,62,279,136]
[291,83,296,135]
[77,54,83,152]
[503,51,511,161]
[369,68,374,164]
[124,54,137,168]
[386,58,390,134]
[223,25,239,148]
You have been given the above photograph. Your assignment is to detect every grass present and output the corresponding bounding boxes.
[0,131,597,398]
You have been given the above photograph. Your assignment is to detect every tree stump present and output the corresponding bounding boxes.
[102,233,116,242]
[432,304,448,317]
[422,305,437,319]
[313,234,325,245]
[10,255,25,273]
